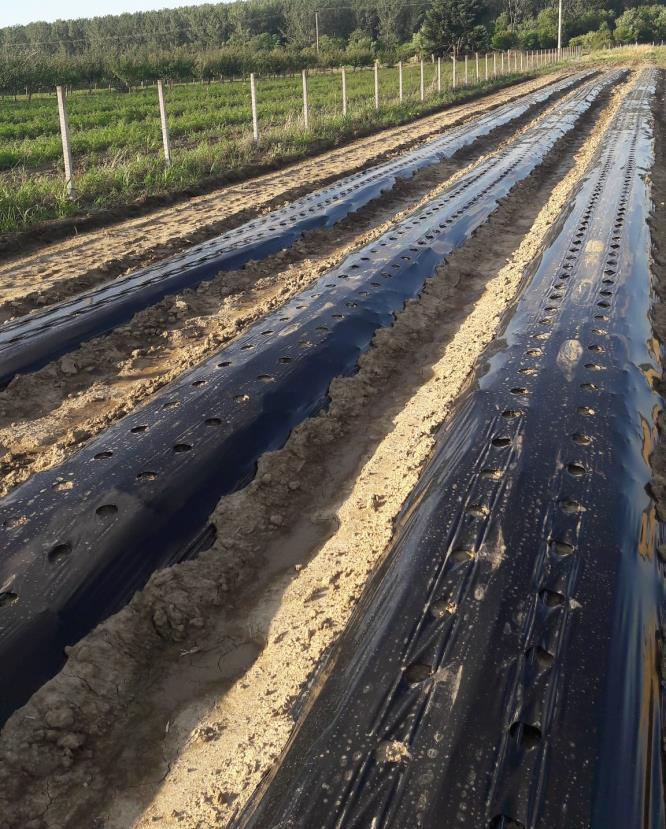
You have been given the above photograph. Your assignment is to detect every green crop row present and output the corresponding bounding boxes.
[0,62,537,235]
[0,64,459,168]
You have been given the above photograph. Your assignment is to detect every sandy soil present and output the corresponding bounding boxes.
[645,67,666,780]
[648,78,666,520]
[0,72,570,320]
[0,79,580,499]
[647,79,666,792]
[0,69,638,829]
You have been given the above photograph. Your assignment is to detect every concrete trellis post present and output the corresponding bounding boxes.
[520,51,523,71]
[250,72,259,142]
[374,60,379,110]
[437,57,441,93]
[493,52,497,77]
[302,69,309,129]
[398,60,403,102]
[475,52,479,83]
[341,66,347,116]
[485,52,489,81]
[420,58,425,101]
[56,85,75,197]
[452,55,456,89]
[464,54,468,85]
[501,52,504,74]
[157,80,171,167]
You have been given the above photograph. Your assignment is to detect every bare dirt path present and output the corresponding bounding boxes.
[0,73,567,319]
[0,68,638,829]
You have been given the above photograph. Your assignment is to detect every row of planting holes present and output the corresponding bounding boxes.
[30,81,574,333]
[9,83,580,340]
[14,78,588,343]
[252,79,588,250]
[183,104,520,260]
[0,84,610,610]
[345,99,602,803]
[5,125,507,342]
[488,117,637,827]
[261,78,570,231]
[0,105,574,605]
[0,174,499,598]
[0,141,526,631]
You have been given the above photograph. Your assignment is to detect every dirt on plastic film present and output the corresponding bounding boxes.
[0,71,639,829]
[0,71,573,321]
[0,76,594,501]
[645,67,666,773]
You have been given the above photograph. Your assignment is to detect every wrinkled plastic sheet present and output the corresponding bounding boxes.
[0,72,619,724]
[235,69,664,829]
[0,73,594,388]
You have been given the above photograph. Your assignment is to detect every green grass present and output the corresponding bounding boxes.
[0,59,559,235]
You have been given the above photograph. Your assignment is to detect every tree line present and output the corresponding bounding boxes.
[0,0,662,95]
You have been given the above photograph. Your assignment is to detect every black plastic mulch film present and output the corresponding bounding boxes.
[235,69,665,829]
[0,71,619,723]
[0,72,595,388]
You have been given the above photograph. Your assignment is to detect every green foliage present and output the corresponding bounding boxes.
[1,1,665,93]
[614,5,666,42]
[494,8,559,50]
[421,0,489,55]
[566,9,616,39]
[569,26,614,49]
[491,1,664,51]
[491,13,518,49]
[0,64,526,233]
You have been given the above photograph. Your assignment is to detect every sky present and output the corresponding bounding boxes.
[2,0,221,28]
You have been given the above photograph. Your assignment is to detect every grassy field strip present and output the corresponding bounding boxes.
[0,57,564,234]
[0,64,481,169]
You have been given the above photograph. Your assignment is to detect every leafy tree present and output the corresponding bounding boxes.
[421,0,489,55]
[345,30,376,65]
[376,0,405,51]
[1,0,666,94]
[492,12,519,48]
[615,4,666,42]
[569,24,614,49]
[534,8,559,47]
